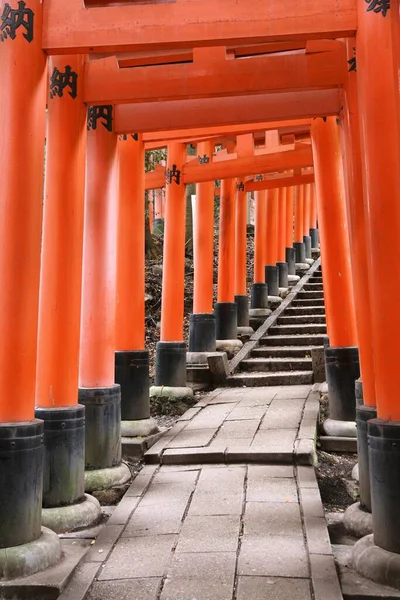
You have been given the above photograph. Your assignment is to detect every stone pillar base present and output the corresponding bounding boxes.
[0,527,61,581]
[343,502,372,539]
[42,494,102,534]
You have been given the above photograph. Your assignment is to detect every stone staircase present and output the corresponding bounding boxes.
[227,269,326,386]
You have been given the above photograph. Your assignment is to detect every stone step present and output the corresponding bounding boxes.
[296,291,324,300]
[303,283,324,291]
[284,306,326,316]
[269,323,327,336]
[291,298,325,307]
[240,357,312,372]
[252,345,322,358]
[260,334,326,346]
[226,370,314,387]
[277,315,326,325]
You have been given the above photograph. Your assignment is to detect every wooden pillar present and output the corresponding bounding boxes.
[265,188,279,296]
[277,187,287,263]
[285,186,294,248]
[294,185,304,243]
[235,179,250,328]
[254,189,267,284]
[303,184,312,237]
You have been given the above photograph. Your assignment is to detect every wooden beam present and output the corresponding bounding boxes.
[43,0,357,54]
[246,173,315,191]
[115,90,340,133]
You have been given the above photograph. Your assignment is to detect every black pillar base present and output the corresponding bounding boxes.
[235,295,250,328]
[294,242,306,264]
[356,405,377,512]
[155,341,187,387]
[265,265,279,296]
[35,406,85,508]
[310,228,319,248]
[325,346,360,421]
[214,302,238,340]
[250,283,269,309]
[355,380,364,406]
[189,313,216,352]
[277,262,289,288]
[286,247,296,275]
[303,235,312,259]
[153,218,164,235]
[115,350,150,421]
[0,419,43,548]
[78,385,122,471]
[369,419,400,553]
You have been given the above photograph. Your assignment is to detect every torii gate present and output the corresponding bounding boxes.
[1,0,400,587]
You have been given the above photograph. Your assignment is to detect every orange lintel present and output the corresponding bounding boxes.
[246,173,315,192]
[43,0,357,55]
[114,90,340,134]
[84,45,346,105]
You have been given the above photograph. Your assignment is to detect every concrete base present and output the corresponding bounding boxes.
[84,462,131,493]
[249,308,272,318]
[121,417,159,438]
[237,326,254,336]
[354,534,400,590]
[305,258,314,265]
[288,274,300,286]
[311,347,326,383]
[0,527,62,581]
[268,295,283,306]
[122,429,167,462]
[41,494,102,534]
[150,385,194,400]
[215,339,243,358]
[295,263,310,272]
[323,418,357,438]
[320,381,329,394]
[343,502,373,539]
[279,287,289,298]
[352,463,359,482]
[187,351,210,365]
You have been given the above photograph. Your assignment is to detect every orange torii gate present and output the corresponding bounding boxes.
[2,0,400,587]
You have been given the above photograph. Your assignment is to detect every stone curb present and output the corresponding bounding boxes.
[297,466,343,600]
[229,258,322,374]
[294,390,319,466]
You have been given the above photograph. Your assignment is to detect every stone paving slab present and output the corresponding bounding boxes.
[145,385,316,465]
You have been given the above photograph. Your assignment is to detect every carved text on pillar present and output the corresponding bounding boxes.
[50,66,78,100]
[166,165,181,185]
[365,0,390,15]
[348,48,356,72]
[0,1,34,42]
[87,105,113,132]
[237,182,245,192]
[119,133,139,141]
[198,155,210,164]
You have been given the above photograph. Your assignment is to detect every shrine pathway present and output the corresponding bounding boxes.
[59,385,343,600]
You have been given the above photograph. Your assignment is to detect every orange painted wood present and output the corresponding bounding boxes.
[79,110,118,387]
[235,181,247,295]
[303,183,311,236]
[294,186,305,242]
[285,187,295,248]
[277,188,287,263]
[43,0,357,54]
[193,141,215,314]
[160,143,187,341]
[311,117,357,348]
[357,2,400,420]
[84,47,347,105]
[36,55,86,409]
[246,173,314,192]
[310,184,317,229]
[115,135,145,351]
[115,90,341,133]
[341,39,375,408]
[154,189,164,219]
[265,189,279,266]
[254,189,267,283]
[218,179,236,303]
[0,0,46,421]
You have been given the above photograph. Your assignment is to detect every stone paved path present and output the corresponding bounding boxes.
[59,385,342,600]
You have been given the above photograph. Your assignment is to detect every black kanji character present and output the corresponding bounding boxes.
[348,47,357,72]
[119,133,139,141]
[197,154,210,164]
[237,182,245,192]
[365,0,390,16]
[87,105,113,132]
[166,164,181,185]
[0,1,34,42]
[49,66,78,99]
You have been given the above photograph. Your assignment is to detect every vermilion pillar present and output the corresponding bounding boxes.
[294,185,307,266]
[234,180,251,330]
[115,134,155,434]
[285,187,298,282]
[250,188,269,312]
[0,0,61,566]
[35,56,101,530]
[265,188,279,297]
[189,141,216,352]
[153,143,192,394]
[311,117,359,423]
[79,105,130,488]
[303,184,312,259]
[153,188,165,234]
[310,184,319,248]
[277,187,289,288]
[353,0,400,558]
[215,178,238,340]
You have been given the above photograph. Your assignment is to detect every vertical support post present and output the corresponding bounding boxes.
[294,185,307,267]
[250,188,269,312]
[285,186,298,284]
[265,188,279,297]
[153,143,193,397]
[79,104,130,490]
[35,55,100,531]
[310,184,319,248]
[277,187,289,289]
[311,117,359,423]
[215,178,238,341]
[303,183,312,259]
[0,0,61,571]
[189,141,216,353]
[153,188,165,234]
[234,179,251,331]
